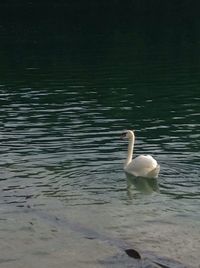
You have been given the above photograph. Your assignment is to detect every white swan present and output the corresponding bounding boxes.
[121,130,160,178]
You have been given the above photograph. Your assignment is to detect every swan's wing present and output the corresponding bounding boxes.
[125,155,158,177]
[133,155,158,169]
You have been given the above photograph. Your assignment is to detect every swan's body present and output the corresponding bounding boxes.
[121,130,160,178]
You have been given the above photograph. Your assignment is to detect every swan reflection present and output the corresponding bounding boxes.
[126,173,159,197]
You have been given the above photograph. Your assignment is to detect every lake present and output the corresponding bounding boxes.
[0,25,200,267]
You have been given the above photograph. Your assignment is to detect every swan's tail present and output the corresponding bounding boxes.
[147,165,160,178]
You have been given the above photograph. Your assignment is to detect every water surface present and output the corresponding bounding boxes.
[0,30,200,267]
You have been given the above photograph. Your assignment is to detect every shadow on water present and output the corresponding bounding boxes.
[14,206,190,268]
[126,173,160,198]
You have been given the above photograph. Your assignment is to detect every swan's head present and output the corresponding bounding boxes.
[121,130,135,140]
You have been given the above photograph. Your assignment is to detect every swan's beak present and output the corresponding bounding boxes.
[120,132,127,139]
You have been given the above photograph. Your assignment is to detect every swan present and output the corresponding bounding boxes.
[121,130,160,178]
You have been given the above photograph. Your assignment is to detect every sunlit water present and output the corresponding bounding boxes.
[0,32,200,267]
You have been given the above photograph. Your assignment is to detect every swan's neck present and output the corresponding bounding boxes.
[124,135,135,168]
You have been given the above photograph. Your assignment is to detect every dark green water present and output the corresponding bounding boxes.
[0,27,200,267]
